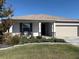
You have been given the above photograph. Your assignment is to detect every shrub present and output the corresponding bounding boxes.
[26,36,45,43]
[36,37,53,42]
[3,33,20,45]
[29,36,35,39]
[53,38,66,43]
[28,36,37,43]
[20,36,37,43]
[0,35,3,44]
[46,38,54,42]
[11,35,20,45]
[36,36,42,39]
[40,38,48,42]
[3,33,12,45]
[19,36,28,44]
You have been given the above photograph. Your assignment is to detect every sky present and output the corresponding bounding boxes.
[7,0,79,19]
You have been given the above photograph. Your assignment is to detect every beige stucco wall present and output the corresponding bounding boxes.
[32,22,39,36]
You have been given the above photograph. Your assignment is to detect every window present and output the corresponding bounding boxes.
[20,23,32,35]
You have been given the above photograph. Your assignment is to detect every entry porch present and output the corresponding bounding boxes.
[9,20,56,37]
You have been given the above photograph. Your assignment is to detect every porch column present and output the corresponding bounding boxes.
[52,22,56,37]
[38,22,41,36]
[32,22,41,36]
[9,25,13,33]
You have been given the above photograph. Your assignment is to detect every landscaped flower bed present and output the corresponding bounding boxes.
[1,33,66,45]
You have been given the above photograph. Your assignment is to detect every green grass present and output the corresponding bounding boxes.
[0,44,79,59]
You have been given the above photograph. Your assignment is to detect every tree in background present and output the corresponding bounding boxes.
[0,0,14,43]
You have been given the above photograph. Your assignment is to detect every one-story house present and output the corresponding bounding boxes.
[9,14,79,38]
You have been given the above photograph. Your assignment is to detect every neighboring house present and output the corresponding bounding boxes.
[9,14,79,38]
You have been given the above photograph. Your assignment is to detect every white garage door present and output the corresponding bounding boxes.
[56,26,78,38]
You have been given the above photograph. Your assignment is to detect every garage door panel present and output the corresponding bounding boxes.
[56,26,78,38]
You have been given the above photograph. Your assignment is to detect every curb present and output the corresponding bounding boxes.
[0,43,77,50]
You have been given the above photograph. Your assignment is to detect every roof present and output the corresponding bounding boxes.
[12,14,65,20]
[12,14,79,22]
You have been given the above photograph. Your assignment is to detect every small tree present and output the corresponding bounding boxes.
[0,0,14,43]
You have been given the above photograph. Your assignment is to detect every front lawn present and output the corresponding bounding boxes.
[0,44,79,59]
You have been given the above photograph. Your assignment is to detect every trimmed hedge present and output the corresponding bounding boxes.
[53,38,66,42]
[2,34,66,45]
[19,36,66,44]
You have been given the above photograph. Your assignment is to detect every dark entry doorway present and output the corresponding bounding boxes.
[41,23,46,35]
[41,23,52,36]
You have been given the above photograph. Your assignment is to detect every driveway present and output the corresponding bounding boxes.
[65,37,79,46]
